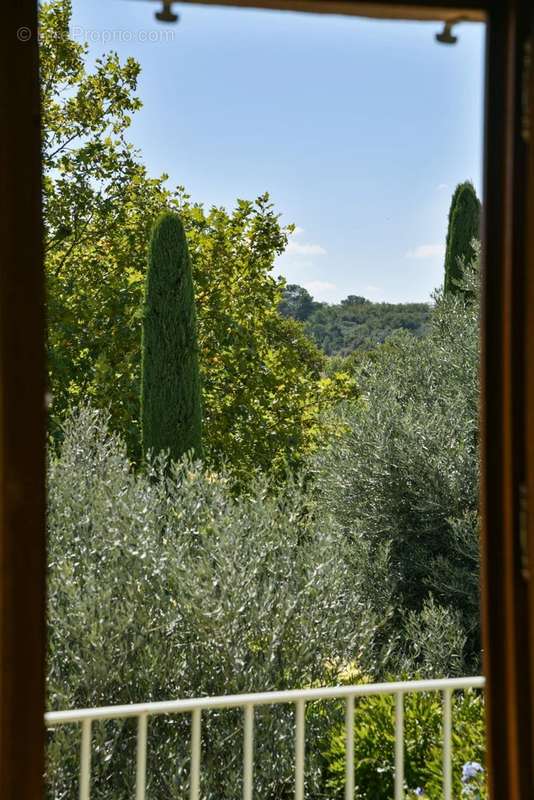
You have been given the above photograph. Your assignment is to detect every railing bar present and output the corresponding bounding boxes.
[243,704,254,800]
[295,699,306,800]
[190,708,201,800]
[345,695,355,800]
[44,676,485,725]
[136,713,148,800]
[442,689,453,800]
[79,718,92,800]
[394,691,404,800]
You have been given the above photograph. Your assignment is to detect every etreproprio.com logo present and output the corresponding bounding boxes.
[17,25,176,44]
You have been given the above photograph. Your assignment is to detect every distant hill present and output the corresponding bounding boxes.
[279,284,431,356]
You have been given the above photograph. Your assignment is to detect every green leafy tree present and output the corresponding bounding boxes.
[279,283,318,321]
[47,407,375,799]
[444,181,481,294]
[313,257,481,676]
[141,213,202,461]
[283,288,431,356]
[341,295,371,307]
[41,0,353,478]
[41,0,170,452]
[177,191,355,482]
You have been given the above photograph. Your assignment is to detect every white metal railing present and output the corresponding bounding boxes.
[45,675,485,800]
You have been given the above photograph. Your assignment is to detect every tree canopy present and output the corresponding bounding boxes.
[279,284,430,356]
[42,0,353,480]
[444,181,481,294]
[141,212,202,461]
[278,283,319,321]
[313,260,481,676]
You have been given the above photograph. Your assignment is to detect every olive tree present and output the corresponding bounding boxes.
[312,259,481,677]
[47,407,375,799]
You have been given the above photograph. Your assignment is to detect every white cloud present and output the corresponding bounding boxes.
[404,243,446,260]
[303,280,337,301]
[436,183,450,191]
[284,226,327,256]
[286,241,327,256]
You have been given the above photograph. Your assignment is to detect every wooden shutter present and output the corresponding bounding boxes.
[0,2,46,797]
[481,1,534,797]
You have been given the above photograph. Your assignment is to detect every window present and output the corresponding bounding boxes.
[1,1,533,797]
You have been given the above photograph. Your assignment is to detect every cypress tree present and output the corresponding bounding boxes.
[141,212,202,462]
[444,181,481,294]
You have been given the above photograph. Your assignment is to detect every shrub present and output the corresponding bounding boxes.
[312,260,481,676]
[47,407,375,799]
[320,685,486,799]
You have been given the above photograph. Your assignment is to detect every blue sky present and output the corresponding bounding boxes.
[71,1,485,303]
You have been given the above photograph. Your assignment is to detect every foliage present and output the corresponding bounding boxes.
[312,259,481,676]
[141,212,202,461]
[41,0,171,453]
[280,285,430,356]
[278,283,320,321]
[444,182,481,295]
[320,683,486,799]
[398,596,469,679]
[47,407,375,799]
[41,1,350,478]
[175,191,355,483]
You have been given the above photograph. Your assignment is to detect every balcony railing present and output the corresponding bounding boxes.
[45,675,485,800]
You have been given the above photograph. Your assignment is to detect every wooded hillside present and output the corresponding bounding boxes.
[279,284,431,355]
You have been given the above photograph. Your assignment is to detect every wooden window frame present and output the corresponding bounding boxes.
[2,0,533,796]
